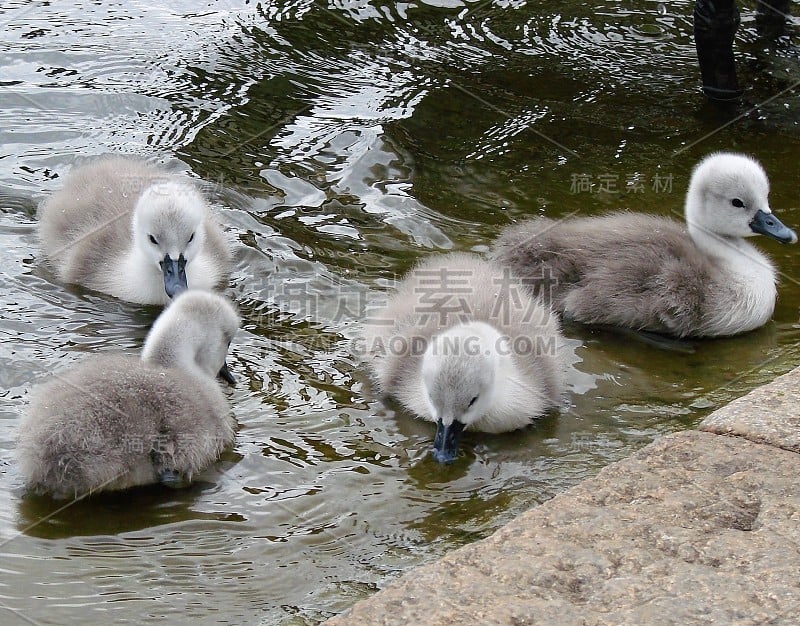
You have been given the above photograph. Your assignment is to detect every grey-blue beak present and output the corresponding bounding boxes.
[161,254,188,298]
[750,210,797,244]
[431,419,466,464]
[218,361,235,385]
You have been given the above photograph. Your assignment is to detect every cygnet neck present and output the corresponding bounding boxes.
[141,317,209,379]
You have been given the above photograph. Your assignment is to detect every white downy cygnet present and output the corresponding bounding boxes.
[17,290,240,499]
[363,252,564,463]
[490,152,797,338]
[38,156,232,304]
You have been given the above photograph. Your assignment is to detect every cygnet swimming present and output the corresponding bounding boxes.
[17,290,240,499]
[362,252,564,463]
[490,152,797,338]
[38,156,232,304]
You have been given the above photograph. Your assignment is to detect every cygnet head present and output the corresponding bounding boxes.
[421,321,505,464]
[685,152,797,244]
[141,290,240,383]
[132,181,209,298]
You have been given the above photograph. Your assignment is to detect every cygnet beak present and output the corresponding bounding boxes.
[161,254,188,297]
[218,360,236,385]
[749,210,798,244]
[431,419,466,464]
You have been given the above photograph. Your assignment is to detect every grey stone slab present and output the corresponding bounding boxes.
[326,431,800,625]
[700,366,800,453]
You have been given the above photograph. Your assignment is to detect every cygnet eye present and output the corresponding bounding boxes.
[731,198,745,208]
[149,234,158,245]
[468,396,479,408]
[187,232,194,244]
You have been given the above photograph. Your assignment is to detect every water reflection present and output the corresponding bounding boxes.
[16,473,247,539]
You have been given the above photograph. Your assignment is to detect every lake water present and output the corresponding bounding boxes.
[1,0,799,623]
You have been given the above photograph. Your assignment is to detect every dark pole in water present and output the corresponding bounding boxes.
[693,0,742,101]
[694,0,792,102]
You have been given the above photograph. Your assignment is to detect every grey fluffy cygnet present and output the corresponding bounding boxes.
[17,290,240,499]
[38,156,232,304]
[362,252,564,463]
[490,153,797,338]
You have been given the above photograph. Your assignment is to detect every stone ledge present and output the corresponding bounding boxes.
[326,367,800,625]
[700,367,800,453]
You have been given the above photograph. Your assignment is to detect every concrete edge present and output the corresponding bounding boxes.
[324,365,800,625]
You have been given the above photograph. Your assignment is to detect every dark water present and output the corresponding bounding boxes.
[1,0,799,623]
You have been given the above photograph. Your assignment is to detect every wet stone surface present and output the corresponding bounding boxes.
[326,427,800,625]
[700,366,800,454]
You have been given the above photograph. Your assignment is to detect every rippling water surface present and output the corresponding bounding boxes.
[2,0,800,623]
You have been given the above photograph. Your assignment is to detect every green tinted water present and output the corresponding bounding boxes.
[1,0,799,623]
